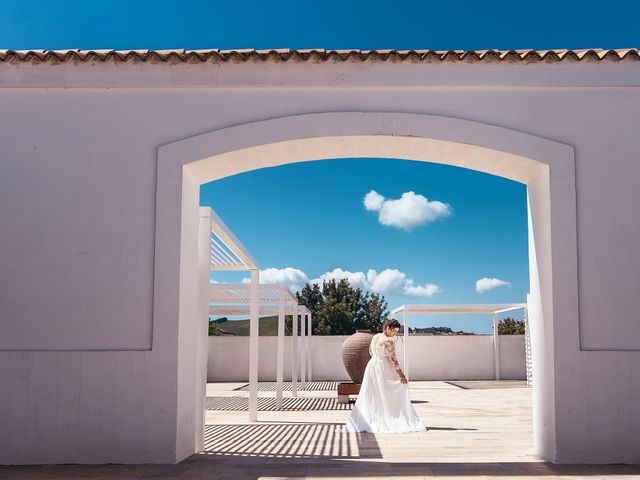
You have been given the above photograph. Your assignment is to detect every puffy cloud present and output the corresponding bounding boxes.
[363,190,385,211]
[403,280,441,297]
[242,267,309,293]
[366,268,407,294]
[209,278,219,284]
[239,266,441,299]
[363,189,452,231]
[475,277,511,293]
[313,267,441,298]
[311,268,367,289]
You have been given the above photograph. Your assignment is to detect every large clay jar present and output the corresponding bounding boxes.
[341,329,374,384]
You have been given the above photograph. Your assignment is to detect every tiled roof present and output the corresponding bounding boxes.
[1,48,638,64]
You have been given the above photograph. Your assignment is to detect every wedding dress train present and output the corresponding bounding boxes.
[343,333,426,433]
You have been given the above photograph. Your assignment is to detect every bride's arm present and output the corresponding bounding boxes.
[383,340,408,383]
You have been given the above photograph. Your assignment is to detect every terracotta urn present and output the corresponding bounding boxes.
[341,329,374,384]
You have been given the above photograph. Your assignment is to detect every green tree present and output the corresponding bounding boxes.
[497,316,526,335]
[292,278,389,335]
[208,319,222,336]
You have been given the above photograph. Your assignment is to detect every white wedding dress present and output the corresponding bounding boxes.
[343,333,426,433]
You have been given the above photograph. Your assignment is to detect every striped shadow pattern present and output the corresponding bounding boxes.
[206,396,352,411]
[202,423,380,459]
[233,381,339,392]
[446,380,530,390]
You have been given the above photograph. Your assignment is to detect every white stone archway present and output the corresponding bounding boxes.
[155,111,576,463]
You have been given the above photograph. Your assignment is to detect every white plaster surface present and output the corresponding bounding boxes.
[207,335,526,382]
[0,60,639,465]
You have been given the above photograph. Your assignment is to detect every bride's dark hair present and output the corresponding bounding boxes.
[382,318,401,331]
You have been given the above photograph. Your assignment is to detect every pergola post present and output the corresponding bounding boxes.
[248,268,260,421]
[524,303,532,386]
[291,303,298,397]
[307,312,313,381]
[493,312,501,380]
[276,293,285,408]
[300,311,306,389]
[403,307,409,381]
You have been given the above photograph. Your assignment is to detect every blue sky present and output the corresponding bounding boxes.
[5,0,636,333]
[203,159,528,333]
[2,0,638,51]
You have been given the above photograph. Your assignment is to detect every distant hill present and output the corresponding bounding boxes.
[212,315,280,336]
[211,317,474,336]
[408,326,474,335]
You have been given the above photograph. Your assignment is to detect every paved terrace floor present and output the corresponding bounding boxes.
[2,381,639,479]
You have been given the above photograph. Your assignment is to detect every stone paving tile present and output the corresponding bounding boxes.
[3,462,640,479]
[3,382,640,479]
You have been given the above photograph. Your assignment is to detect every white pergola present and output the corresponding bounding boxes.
[206,208,312,421]
[391,303,528,381]
[209,284,313,412]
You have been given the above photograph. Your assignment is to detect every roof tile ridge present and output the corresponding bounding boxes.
[1,48,639,64]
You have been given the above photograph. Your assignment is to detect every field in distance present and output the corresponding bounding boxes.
[211,316,279,336]
[210,317,478,336]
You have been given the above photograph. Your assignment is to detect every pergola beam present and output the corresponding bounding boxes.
[392,303,526,315]
[391,303,528,382]
[209,304,307,316]
[209,208,259,269]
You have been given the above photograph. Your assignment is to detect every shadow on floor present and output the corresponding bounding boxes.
[233,381,340,392]
[426,426,478,431]
[184,455,640,478]
[204,423,381,459]
[206,396,353,411]
[3,456,639,479]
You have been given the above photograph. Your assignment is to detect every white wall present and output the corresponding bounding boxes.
[1,59,639,465]
[207,335,526,382]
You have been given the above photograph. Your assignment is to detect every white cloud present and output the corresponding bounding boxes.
[238,266,441,299]
[311,268,368,289]
[366,268,407,294]
[403,279,441,297]
[241,267,309,293]
[363,190,385,211]
[475,277,511,293]
[312,267,441,298]
[363,189,452,231]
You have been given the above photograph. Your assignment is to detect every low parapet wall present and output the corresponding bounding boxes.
[208,334,526,382]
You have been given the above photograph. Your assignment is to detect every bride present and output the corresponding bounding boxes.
[343,318,426,433]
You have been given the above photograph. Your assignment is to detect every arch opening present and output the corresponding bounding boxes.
[154,112,577,463]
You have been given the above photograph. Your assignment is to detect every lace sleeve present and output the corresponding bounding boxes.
[369,333,381,356]
[383,339,402,374]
